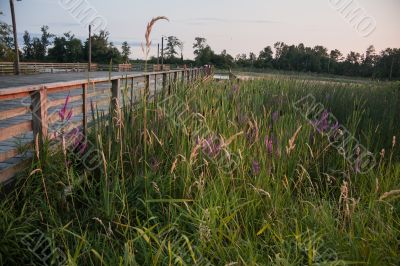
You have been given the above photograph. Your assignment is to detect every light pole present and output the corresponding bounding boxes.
[161,37,164,70]
[88,24,92,72]
[9,0,21,75]
[157,43,160,65]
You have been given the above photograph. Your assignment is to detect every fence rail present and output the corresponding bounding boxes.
[0,67,211,184]
[0,62,180,75]
[0,62,98,75]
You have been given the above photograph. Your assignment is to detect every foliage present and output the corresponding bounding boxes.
[0,21,14,61]
[0,76,399,265]
[121,41,131,63]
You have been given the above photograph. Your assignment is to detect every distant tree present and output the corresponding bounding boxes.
[121,41,131,63]
[193,37,207,57]
[361,45,377,77]
[165,36,182,59]
[64,33,83,62]
[328,49,343,73]
[48,35,68,62]
[177,41,184,62]
[48,32,83,62]
[83,30,122,64]
[0,21,14,60]
[22,31,33,60]
[193,37,213,65]
[257,46,273,68]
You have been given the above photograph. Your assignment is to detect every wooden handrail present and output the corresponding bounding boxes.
[0,67,211,184]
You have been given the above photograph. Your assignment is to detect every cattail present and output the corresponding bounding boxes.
[339,181,350,218]
[380,149,385,158]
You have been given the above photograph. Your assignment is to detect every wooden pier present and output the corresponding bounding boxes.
[0,67,208,184]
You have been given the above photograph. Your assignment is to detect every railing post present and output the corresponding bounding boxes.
[181,70,185,83]
[174,72,178,84]
[111,78,121,114]
[186,70,190,84]
[30,86,48,144]
[82,83,88,136]
[130,77,134,106]
[162,72,167,91]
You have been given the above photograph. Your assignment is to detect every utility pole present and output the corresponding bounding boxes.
[88,24,92,72]
[9,0,20,75]
[157,43,160,65]
[161,37,164,71]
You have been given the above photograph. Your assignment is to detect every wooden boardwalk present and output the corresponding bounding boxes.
[0,71,141,89]
[0,68,207,184]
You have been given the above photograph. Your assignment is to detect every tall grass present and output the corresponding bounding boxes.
[1,77,399,265]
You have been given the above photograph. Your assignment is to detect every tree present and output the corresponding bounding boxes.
[65,33,83,62]
[83,30,122,64]
[257,46,273,68]
[193,37,207,57]
[165,36,182,59]
[0,21,14,61]
[177,41,184,62]
[328,49,343,73]
[121,41,131,63]
[22,31,33,60]
[48,35,68,62]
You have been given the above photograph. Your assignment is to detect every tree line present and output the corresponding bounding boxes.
[0,21,399,79]
[192,37,400,80]
[1,22,131,64]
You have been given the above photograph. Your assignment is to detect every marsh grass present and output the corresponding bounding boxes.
[0,77,399,265]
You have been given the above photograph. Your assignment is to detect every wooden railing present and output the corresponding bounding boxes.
[0,62,98,75]
[0,67,210,184]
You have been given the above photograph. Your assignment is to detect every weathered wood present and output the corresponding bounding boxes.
[0,106,30,120]
[30,87,48,142]
[0,160,30,184]
[0,121,32,142]
[82,83,88,135]
[0,67,208,184]
[0,148,19,162]
[111,79,121,113]
[162,73,167,91]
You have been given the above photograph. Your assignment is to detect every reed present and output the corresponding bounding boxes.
[0,76,399,265]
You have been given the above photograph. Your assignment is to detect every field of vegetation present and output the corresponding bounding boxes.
[1,75,400,265]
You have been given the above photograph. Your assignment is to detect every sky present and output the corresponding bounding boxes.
[0,0,399,59]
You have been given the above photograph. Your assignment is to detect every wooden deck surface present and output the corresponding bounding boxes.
[0,71,168,181]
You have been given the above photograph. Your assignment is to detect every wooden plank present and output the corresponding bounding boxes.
[0,91,31,101]
[30,88,48,142]
[0,148,19,162]
[0,121,32,142]
[0,106,30,120]
[0,160,30,184]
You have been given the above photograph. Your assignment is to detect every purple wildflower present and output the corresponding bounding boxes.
[200,135,222,158]
[272,111,280,123]
[313,110,330,133]
[232,84,239,94]
[59,93,73,122]
[264,133,276,154]
[252,160,261,175]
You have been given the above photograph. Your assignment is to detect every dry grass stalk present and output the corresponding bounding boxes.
[286,126,302,155]
[379,189,400,201]
[141,16,169,61]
